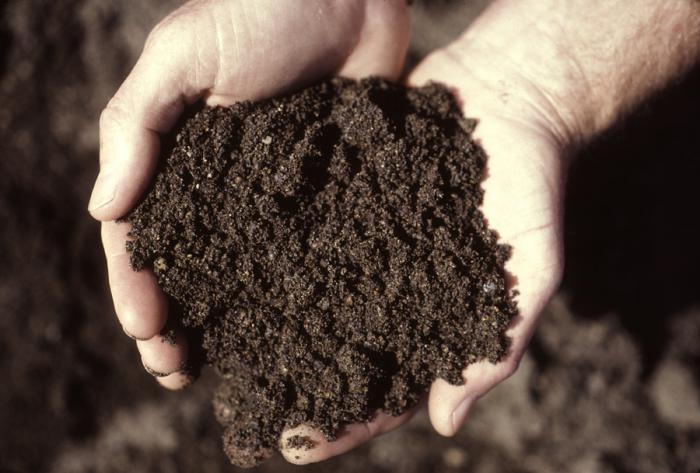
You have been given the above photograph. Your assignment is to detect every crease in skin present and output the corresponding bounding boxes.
[205,10,227,95]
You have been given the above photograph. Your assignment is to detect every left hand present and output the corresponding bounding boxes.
[89,0,411,390]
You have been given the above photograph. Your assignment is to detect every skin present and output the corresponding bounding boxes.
[88,0,700,465]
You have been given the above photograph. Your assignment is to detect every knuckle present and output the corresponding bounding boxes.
[145,9,190,53]
[99,98,128,135]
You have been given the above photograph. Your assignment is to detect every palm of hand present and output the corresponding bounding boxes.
[285,50,565,464]
[409,51,564,437]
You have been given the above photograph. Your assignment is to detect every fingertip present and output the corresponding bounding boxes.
[137,330,188,376]
[428,394,475,437]
[113,279,168,340]
[280,423,373,465]
[280,425,328,465]
[156,369,195,390]
[428,378,468,437]
[429,359,518,437]
[429,409,459,437]
[102,220,169,339]
[89,206,116,223]
[338,0,411,81]
[89,201,127,223]
[280,410,416,464]
[122,325,149,341]
[93,125,161,221]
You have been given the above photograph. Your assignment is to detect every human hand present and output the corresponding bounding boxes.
[280,9,568,467]
[284,0,700,462]
[88,0,410,389]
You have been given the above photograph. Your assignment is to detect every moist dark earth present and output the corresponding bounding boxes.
[125,77,516,466]
[2,1,700,473]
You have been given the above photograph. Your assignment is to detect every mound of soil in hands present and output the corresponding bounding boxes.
[126,77,517,467]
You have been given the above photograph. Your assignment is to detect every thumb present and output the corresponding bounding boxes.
[88,7,209,220]
[88,0,412,220]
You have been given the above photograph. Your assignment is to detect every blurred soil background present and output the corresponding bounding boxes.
[1,1,699,472]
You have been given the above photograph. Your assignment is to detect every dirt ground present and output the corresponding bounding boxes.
[1,1,699,472]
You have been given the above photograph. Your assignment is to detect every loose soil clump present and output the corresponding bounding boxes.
[126,77,517,467]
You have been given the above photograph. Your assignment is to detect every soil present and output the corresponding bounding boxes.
[125,77,516,466]
[2,1,700,473]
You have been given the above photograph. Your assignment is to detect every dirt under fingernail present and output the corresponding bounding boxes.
[126,77,517,467]
[284,434,317,451]
[142,362,170,378]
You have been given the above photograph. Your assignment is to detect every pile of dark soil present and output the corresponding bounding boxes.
[126,77,516,466]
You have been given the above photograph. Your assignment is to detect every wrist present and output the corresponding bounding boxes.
[442,1,598,151]
[445,0,700,149]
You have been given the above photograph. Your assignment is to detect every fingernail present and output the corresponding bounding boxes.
[88,171,116,212]
[142,359,171,377]
[451,396,476,434]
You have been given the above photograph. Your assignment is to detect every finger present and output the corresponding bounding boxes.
[203,0,410,106]
[89,0,413,220]
[156,369,195,391]
[88,10,206,221]
[280,409,416,465]
[428,358,516,437]
[428,277,548,437]
[102,221,168,339]
[427,220,560,436]
[427,268,546,437]
[427,247,549,437]
[137,330,188,377]
[338,0,411,81]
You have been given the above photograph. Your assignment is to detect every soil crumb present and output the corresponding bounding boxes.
[126,77,517,467]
